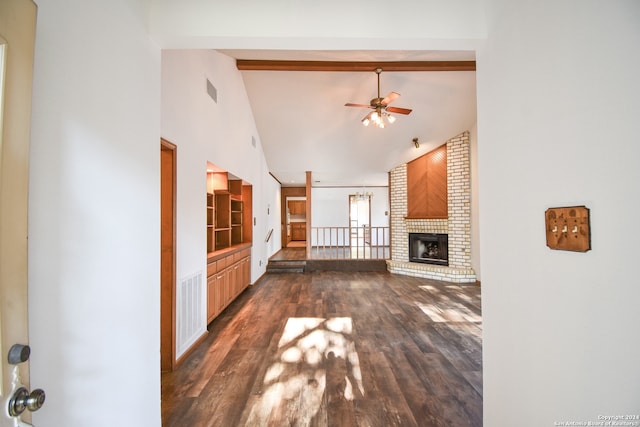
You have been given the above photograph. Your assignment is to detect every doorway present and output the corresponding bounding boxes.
[349,194,371,257]
[160,139,176,372]
[285,196,307,248]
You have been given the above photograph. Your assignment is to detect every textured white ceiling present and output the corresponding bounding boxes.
[219,49,478,187]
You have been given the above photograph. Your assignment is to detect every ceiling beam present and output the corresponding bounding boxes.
[235,60,476,72]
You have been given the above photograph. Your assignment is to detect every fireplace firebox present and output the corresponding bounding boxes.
[409,233,448,266]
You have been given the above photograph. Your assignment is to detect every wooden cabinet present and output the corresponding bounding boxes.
[206,164,252,324]
[206,245,251,324]
[407,144,448,219]
[288,200,306,216]
[291,222,306,241]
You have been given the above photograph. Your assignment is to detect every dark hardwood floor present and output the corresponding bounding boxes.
[161,270,482,426]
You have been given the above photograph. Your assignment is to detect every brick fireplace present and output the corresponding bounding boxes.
[386,131,477,283]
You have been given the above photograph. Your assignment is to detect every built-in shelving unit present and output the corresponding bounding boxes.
[206,163,253,324]
[206,167,252,253]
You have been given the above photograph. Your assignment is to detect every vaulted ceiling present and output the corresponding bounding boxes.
[218,49,478,187]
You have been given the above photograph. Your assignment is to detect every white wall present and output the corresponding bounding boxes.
[311,186,389,246]
[312,187,389,228]
[477,1,640,425]
[28,0,161,426]
[161,49,280,356]
[146,0,486,50]
[264,175,282,261]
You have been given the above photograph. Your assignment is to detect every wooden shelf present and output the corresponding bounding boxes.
[215,193,230,228]
[215,229,230,248]
[229,179,242,196]
[206,169,252,253]
[231,225,242,244]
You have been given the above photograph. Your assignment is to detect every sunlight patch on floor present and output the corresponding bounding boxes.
[245,317,365,426]
[416,300,482,323]
[417,286,482,323]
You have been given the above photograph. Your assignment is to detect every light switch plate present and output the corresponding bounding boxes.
[545,205,591,252]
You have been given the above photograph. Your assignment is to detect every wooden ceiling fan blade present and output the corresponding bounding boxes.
[381,92,400,106]
[386,106,412,115]
[345,102,371,108]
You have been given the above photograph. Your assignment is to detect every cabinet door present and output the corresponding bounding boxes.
[242,257,251,289]
[296,201,306,216]
[230,263,240,299]
[291,224,306,240]
[216,271,227,313]
[207,274,217,322]
[224,267,234,306]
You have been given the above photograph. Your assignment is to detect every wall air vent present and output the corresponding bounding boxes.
[206,79,217,103]
[252,136,256,148]
[176,271,204,356]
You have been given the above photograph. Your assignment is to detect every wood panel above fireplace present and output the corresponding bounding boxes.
[406,144,447,219]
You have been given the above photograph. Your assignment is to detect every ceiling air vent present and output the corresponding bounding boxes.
[206,79,217,103]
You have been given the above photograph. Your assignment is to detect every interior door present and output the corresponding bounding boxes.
[0,0,43,425]
[160,139,176,372]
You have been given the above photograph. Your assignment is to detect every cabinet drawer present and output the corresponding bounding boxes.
[207,260,218,277]
[217,257,227,270]
[225,254,235,267]
[233,251,247,263]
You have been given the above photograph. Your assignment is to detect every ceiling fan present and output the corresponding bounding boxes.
[345,68,412,128]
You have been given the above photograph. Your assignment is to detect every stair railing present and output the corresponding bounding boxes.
[309,226,390,259]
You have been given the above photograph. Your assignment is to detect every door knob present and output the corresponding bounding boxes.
[8,387,46,417]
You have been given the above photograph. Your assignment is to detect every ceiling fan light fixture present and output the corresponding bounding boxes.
[346,68,412,129]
